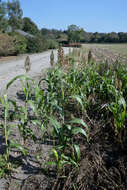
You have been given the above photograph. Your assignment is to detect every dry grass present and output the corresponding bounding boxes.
[82,43,127,59]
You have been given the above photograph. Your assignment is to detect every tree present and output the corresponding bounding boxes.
[23,17,40,36]
[41,28,63,40]
[26,37,47,53]
[0,1,6,20]
[0,1,8,32]
[67,24,85,42]
[118,32,127,43]
[57,33,68,41]
[7,0,23,30]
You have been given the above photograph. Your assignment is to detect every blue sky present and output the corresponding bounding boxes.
[20,0,127,33]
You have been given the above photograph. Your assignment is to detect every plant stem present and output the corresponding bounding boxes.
[4,109,10,170]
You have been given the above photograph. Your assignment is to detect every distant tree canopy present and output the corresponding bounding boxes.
[0,1,6,21]
[23,17,40,36]
[7,0,23,30]
[0,1,8,32]
[41,28,63,39]
[67,24,85,42]
[41,25,127,44]
[1,0,127,57]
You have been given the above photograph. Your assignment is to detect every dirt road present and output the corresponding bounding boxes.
[0,48,70,96]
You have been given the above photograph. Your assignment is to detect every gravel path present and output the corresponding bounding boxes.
[0,48,70,96]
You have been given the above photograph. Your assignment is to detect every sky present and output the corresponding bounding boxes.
[20,0,127,33]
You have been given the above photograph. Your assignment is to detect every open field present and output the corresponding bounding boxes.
[82,43,127,55]
[82,43,127,63]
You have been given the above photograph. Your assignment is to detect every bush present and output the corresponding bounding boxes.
[26,37,58,53]
[26,37,45,53]
[0,33,27,56]
[0,34,15,56]
[46,39,58,49]
[10,32,27,54]
[0,33,58,57]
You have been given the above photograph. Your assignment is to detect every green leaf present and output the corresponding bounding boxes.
[59,160,70,167]
[7,124,15,138]
[0,96,4,105]
[118,96,126,110]
[52,148,59,162]
[20,106,27,114]
[50,117,61,135]
[10,142,27,156]
[3,94,8,102]
[69,158,79,168]
[71,127,87,137]
[73,144,80,162]
[31,120,42,127]
[66,124,72,131]
[69,118,88,130]
[121,111,126,122]
[9,99,18,113]
[71,95,84,110]
[53,104,63,115]
[20,80,27,97]
[61,154,70,161]
[6,74,33,90]
[45,161,56,166]
[31,120,45,134]
[36,152,42,161]
[28,100,38,117]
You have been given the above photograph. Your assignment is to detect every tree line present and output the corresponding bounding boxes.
[0,0,127,56]
[41,25,127,44]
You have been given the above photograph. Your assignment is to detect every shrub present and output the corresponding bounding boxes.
[0,33,58,57]
[26,37,45,53]
[0,34,15,56]
[9,32,27,54]
[9,32,27,55]
[46,39,58,49]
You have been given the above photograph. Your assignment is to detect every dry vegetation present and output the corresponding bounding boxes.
[82,43,127,62]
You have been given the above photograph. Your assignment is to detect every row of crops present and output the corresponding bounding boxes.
[0,48,127,189]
